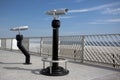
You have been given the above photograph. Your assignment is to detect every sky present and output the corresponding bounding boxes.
[0,0,120,38]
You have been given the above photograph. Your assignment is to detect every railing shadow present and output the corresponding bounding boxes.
[69,61,120,72]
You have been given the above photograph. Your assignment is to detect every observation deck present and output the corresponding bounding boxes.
[0,50,120,80]
[0,34,120,80]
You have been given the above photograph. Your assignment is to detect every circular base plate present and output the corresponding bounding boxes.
[23,63,32,65]
[40,66,69,76]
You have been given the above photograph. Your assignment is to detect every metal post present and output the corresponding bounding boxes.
[81,35,85,63]
[40,37,43,55]
[11,38,13,51]
[52,20,60,68]
[40,19,69,76]
[16,34,31,64]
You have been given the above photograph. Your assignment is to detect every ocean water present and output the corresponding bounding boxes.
[30,40,120,47]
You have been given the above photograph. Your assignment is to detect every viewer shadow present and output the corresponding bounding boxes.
[0,61,23,64]
[4,67,41,75]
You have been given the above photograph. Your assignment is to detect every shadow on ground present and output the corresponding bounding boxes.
[3,66,41,75]
[0,62,23,64]
[69,61,120,72]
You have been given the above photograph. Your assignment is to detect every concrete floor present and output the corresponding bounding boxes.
[0,50,120,80]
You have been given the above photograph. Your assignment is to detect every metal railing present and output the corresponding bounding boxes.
[0,34,120,68]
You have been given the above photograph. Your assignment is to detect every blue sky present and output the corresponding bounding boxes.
[0,0,120,38]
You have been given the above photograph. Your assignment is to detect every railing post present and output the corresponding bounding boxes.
[5,39,6,50]
[22,38,29,52]
[11,38,13,51]
[58,40,60,55]
[1,38,6,50]
[40,37,43,56]
[81,35,85,63]
[0,39,1,49]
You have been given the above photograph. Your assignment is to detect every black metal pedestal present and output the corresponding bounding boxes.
[41,20,69,76]
[16,34,31,64]
[41,66,69,76]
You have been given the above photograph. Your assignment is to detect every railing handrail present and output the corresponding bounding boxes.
[0,33,120,39]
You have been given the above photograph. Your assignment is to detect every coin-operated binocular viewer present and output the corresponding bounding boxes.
[10,26,31,64]
[41,8,69,76]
